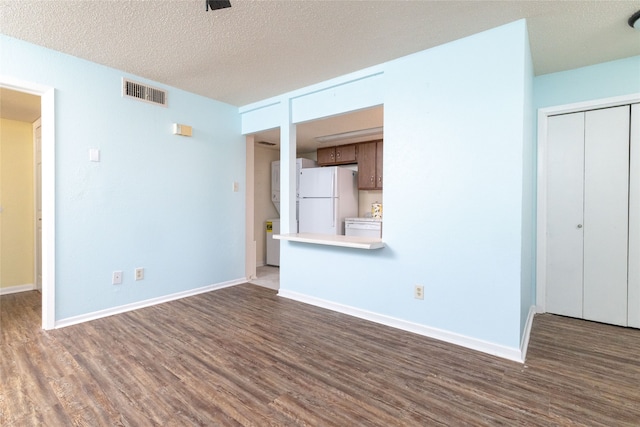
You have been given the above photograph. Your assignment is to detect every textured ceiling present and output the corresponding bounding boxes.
[2,1,639,151]
[1,0,639,108]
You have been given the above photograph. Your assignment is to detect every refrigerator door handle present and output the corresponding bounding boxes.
[332,197,336,228]
[331,170,338,229]
[331,170,336,228]
[331,171,335,196]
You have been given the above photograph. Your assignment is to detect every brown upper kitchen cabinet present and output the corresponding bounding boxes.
[317,146,335,165]
[375,140,383,188]
[317,144,357,166]
[358,140,383,190]
[335,144,357,164]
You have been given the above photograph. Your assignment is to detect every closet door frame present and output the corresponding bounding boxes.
[629,104,640,327]
[536,93,640,321]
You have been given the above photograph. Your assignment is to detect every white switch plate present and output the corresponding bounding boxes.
[232,181,239,192]
[89,148,100,162]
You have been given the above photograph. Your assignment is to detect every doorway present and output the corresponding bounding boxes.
[537,96,640,328]
[0,78,55,330]
[0,89,40,300]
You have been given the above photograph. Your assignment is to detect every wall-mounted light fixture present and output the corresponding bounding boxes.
[629,10,640,29]
[315,126,383,143]
[173,123,193,137]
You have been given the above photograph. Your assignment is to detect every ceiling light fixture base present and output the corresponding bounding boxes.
[206,1,231,12]
[629,10,640,29]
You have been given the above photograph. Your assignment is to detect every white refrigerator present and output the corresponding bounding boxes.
[299,167,358,235]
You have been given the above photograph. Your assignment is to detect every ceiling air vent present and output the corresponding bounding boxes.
[122,78,167,107]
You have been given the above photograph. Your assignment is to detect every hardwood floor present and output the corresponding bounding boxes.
[1,285,639,426]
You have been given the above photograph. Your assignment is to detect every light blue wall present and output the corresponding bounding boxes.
[534,55,640,109]
[291,72,384,124]
[1,35,246,321]
[381,21,529,348]
[520,26,536,339]
[269,20,532,350]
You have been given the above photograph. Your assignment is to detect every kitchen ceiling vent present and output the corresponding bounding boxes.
[122,78,167,107]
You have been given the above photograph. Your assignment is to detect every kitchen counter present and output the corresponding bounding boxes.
[274,233,385,250]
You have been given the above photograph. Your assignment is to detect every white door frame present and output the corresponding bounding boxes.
[1,76,56,330]
[536,93,640,314]
[33,118,42,291]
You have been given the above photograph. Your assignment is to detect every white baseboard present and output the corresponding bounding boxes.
[0,283,36,295]
[278,289,525,363]
[55,278,247,329]
[520,305,537,362]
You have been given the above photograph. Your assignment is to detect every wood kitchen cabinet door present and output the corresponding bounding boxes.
[335,144,357,164]
[375,140,383,188]
[358,141,377,190]
[318,145,356,165]
[317,147,335,165]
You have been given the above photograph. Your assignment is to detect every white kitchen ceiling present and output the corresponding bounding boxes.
[255,105,384,153]
[1,0,639,108]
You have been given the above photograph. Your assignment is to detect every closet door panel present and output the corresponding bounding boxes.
[629,103,640,328]
[546,112,585,318]
[583,106,630,326]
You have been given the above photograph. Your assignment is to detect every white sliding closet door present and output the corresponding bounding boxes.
[583,106,629,326]
[546,113,585,319]
[629,104,640,328]
[546,105,632,327]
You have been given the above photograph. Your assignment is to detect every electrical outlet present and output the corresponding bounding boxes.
[135,267,144,281]
[414,284,424,300]
[112,271,123,285]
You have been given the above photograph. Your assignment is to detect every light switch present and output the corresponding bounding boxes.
[233,181,239,192]
[89,148,100,162]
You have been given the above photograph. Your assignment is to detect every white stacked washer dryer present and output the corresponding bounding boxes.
[265,218,280,266]
[267,158,316,266]
[271,158,317,221]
